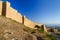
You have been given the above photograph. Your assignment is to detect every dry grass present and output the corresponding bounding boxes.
[0,16,37,40]
[0,16,57,40]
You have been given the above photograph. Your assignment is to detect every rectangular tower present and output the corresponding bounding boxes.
[2,2,6,16]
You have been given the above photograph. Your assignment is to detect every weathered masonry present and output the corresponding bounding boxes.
[0,1,47,32]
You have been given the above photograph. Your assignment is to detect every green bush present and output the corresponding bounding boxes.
[35,25,44,33]
[35,25,40,28]
[56,33,60,36]
[46,34,57,40]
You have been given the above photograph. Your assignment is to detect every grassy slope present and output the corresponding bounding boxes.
[0,16,37,40]
[0,16,57,40]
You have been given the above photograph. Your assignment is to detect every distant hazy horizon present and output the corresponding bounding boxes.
[2,0,60,24]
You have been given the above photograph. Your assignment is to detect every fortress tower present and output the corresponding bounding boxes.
[0,1,10,16]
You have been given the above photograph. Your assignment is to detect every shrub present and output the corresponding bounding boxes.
[35,25,40,28]
[46,34,57,40]
[35,25,44,33]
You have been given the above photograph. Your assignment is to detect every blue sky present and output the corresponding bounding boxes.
[2,0,60,24]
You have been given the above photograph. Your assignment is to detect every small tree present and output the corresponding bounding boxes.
[35,25,44,33]
[35,25,40,29]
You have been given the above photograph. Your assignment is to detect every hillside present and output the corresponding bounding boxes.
[0,16,57,40]
[0,16,37,40]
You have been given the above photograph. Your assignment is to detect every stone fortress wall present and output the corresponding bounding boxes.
[6,2,22,23]
[0,1,47,32]
[23,16,36,28]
